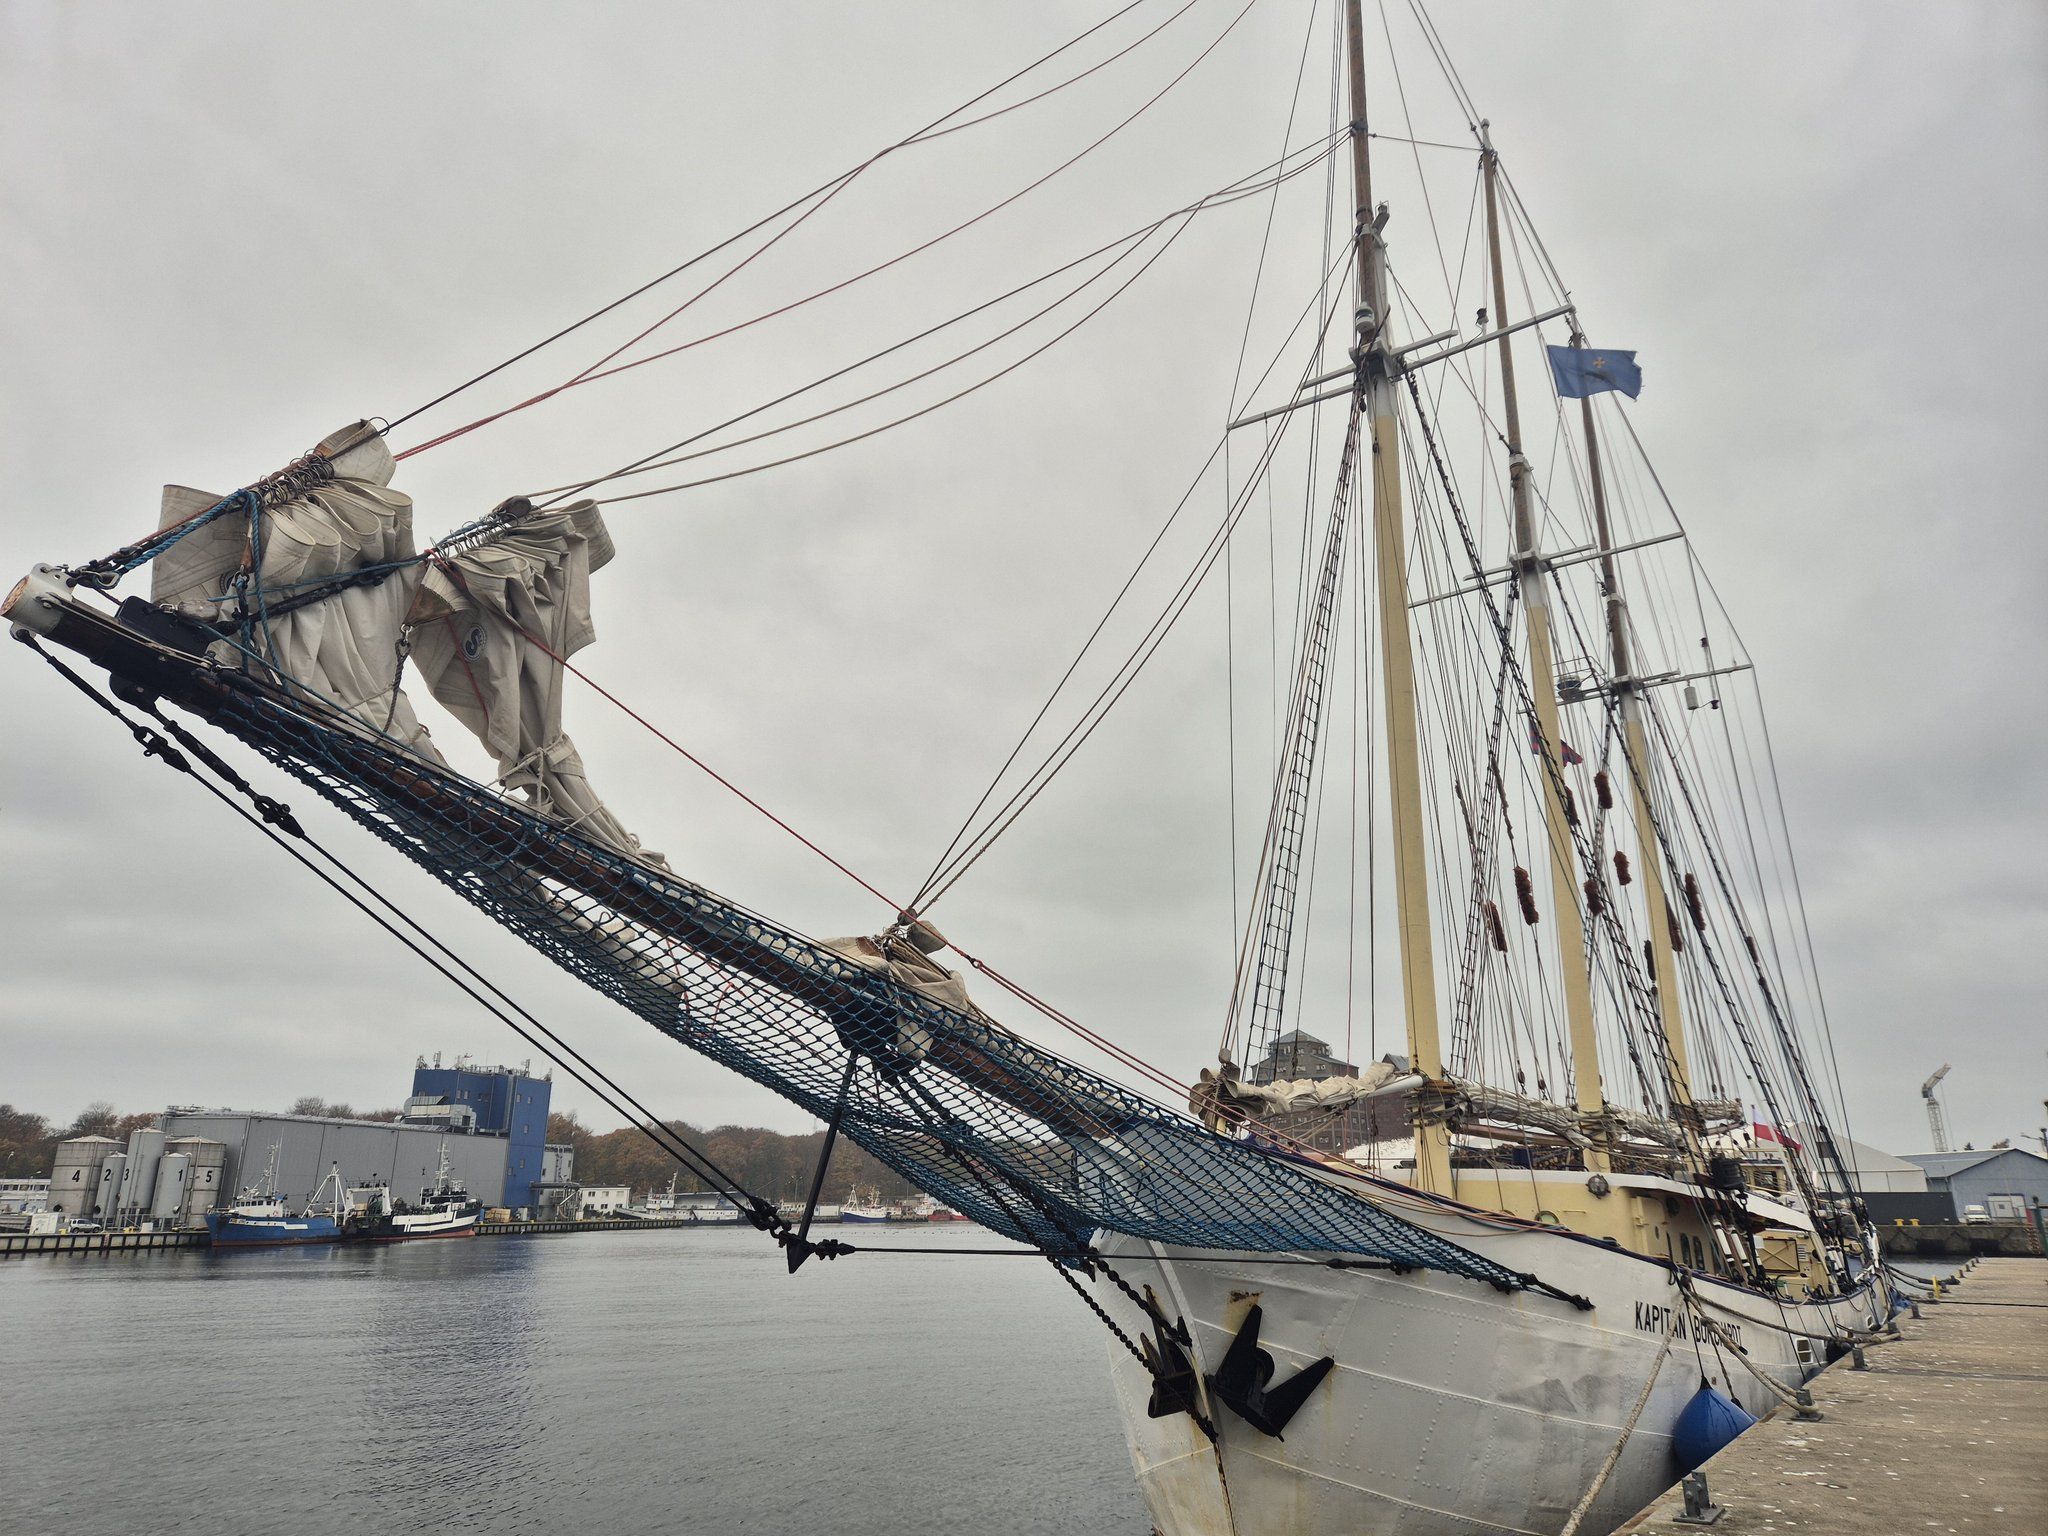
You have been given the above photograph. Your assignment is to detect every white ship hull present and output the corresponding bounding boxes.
[1095,1209,1886,1536]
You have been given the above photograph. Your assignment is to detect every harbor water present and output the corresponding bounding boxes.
[0,1224,1150,1534]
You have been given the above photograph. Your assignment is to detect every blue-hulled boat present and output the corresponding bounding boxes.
[206,1159,346,1249]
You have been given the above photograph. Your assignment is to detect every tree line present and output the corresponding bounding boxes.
[546,1112,921,1204]
[0,1102,161,1179]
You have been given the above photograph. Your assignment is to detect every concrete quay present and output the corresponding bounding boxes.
[1620,1257,2046,1534]
[2,1215,740,1256]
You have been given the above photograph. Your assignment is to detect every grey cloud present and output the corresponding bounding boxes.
[3,2,2042,1158]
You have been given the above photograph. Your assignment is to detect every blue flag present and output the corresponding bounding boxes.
[1546,345,1642,400]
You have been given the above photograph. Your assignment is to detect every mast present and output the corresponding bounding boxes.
[1479,126,1609,1166]
[1345,0,1451,1192]
[1575,331,1693,1095]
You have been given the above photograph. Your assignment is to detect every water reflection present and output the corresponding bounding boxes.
[0,1226,1145,1535]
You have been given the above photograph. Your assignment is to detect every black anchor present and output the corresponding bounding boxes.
[1206,1302,1336,1439]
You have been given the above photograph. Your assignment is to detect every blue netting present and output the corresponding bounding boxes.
[206,679,1525,1289]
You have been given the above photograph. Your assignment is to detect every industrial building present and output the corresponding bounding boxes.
[1903,1147,2048,1223]
[0,1178,51,1214]
[46,1056,555,1224]
[1245,1029,1359,1086]
[569,1185,632,1218]
[1833,1139,1930,1195]
[406,1056,552,1205]
[161,1057,553,1213]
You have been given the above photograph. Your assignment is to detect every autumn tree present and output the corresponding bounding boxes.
[0,1105,59,1179]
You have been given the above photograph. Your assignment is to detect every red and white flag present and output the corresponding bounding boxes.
[1752,1120,1802,1153]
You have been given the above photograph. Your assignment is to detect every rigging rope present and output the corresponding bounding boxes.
[914,249,1360,911]
[378,0,1175,441]
[21,635,788,1232]
[409,0,1270,475]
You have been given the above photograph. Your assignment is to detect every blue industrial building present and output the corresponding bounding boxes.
[407,1058,553,1208]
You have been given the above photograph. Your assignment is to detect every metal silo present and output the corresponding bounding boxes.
[166,1138,226,1220]
[119,1128,166,1219]
[150,1154,191,1222]
[94,1153,126,1219]
[47,1136,118,1216]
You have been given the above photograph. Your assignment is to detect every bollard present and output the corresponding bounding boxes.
[1850,1342,1867,1370]
[1673,1471,1725,1526]
[1792,1386,1823,1422]
[1909,1300,1922,1320]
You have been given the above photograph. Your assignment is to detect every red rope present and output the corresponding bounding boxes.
[390,0,1259,471]
[491,613,1224,1107]
[503,617,904,913]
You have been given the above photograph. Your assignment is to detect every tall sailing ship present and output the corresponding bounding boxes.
[10,6,1890,1533]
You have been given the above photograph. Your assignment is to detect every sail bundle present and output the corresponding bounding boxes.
[145,423,659,867]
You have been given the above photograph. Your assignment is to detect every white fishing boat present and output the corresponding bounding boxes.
[348,1142,483,1243]
[7,6,1893,1532]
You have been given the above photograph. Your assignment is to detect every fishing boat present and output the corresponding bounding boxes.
[839,1187,892,1225]
[348,1144,483,1242]
[207,1149,346,1249]
[637,1171,687,1218]
[7,6,1892,1532]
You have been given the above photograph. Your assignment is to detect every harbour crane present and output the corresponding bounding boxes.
[1921,1064,1952,1153]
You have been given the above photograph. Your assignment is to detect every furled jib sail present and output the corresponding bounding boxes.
[88,427,1529,1288]
[149,423,659,867]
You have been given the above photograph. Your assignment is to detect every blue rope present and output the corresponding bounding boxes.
[72,488,260,589]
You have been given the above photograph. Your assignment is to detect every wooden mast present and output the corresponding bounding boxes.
[1344,0,1451,1193]
[1574,326,1694,1097]
[1479,125,1610,1169]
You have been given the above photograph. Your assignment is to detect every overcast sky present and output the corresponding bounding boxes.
[3,2,2042,1160]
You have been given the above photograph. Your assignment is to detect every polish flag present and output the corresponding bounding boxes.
[1752,1121,1802,1154]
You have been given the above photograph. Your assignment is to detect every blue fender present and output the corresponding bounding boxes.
[1672,1380,1758,1473]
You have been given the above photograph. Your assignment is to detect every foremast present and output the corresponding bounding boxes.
[1344,0,1451,1193]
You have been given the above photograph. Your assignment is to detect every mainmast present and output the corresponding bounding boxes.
[1344,0,1451,1192]
[1574,326,1694,1098]
[1479,125,1609,1167]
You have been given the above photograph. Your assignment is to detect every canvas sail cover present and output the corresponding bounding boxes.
[1215,1059,1416,1114]
[145,423,657,866]
[148,423,446,764]
[408,497,663,867]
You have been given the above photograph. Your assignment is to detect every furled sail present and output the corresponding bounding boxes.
[408,496,663,868]
[150,423,445,763]
[1214,1059,1419,1114]
[146,422,658,867]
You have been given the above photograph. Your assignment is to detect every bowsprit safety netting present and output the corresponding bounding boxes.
[193,672,1526,1290]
